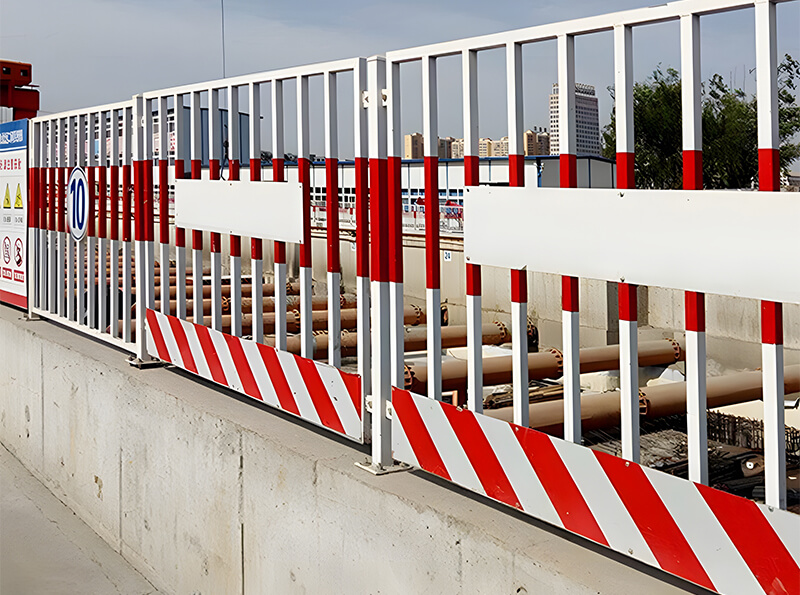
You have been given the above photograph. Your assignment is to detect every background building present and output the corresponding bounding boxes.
[404,132,424,159]
[549,83,601,155]
[524,128,550,156]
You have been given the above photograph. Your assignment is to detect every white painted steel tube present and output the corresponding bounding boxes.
[466,293,483,413]
[390,281,404,386]
[620,317,640,463]
[110,239,119,337]
[511,300,528,427]
[193,248,204,325]
[176,245,187,320]
[762,341,786,509]
[562,309,581,443]
[230,254,242,337]
[122,241,132,342]
[211,251,222,331]
[328,271,341,367]
[300,266,313,358]
[98,237,107,331]
[160,243,170,315]
[251,258,263,343]
[372,280,391,465]
[274,262,287,351]
[686,329,708,484]
[426,287,442,401]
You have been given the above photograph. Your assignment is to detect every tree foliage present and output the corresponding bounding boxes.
[601,55,800,189]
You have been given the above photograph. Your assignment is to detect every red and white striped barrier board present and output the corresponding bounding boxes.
[391,388,800,594]
[146,309,363,442]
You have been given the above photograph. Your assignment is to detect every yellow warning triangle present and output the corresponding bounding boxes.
[2,185,10,208]
[14,184,23,208]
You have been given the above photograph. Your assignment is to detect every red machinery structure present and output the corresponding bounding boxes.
[1,60,39,120]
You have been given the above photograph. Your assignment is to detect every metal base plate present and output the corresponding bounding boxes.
[126,356,167,369]
[355,459,412,476]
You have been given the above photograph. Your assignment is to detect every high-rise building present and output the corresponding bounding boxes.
[404,132,424,159]
[490,136,509,157]
[524,128,550,156]
[478,137,493,157]
[549,83,601,155]
[451,138,464,159]
[439,136,456,159]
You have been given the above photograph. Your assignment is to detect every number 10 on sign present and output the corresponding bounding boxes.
[67,167,89,242]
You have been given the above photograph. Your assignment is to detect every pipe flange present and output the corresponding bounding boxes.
[667,338,682,362]
[404,364,415,390]
[493,321,510,343]
[638,390,649,415]
[549,348,564,375]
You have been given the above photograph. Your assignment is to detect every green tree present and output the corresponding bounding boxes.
[601,55,800,189]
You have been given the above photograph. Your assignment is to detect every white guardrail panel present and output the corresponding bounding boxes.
[464,186,800,305]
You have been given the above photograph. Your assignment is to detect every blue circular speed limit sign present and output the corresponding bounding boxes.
[67,167,89,242]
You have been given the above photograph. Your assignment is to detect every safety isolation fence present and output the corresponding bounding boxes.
[23,0,800,592]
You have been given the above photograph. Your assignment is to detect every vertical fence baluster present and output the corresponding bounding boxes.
[422,55,441,401]
[110,109,120,338]
[40,121,49,312]
[369,55,391,466]
[58,121,67,318]
[208,87,223,332]
[558,33,582,443]
[158,95,171,317]
[507,41,529,428]
[387,61,404,387]
[755,0,786,510]
[463,49,482,413]
[249,82,264,343]
[121,108,133,343]
[28,122,39,316]
[228,84,243,337]
[87,112,98,329]
[97,111,108,332]
[613,25,640,463]
[272,80,287,351]
[354,59,371,441]
[191,90,204,326]
[77,114,87,326]
[174,95,187,321]
[324,71,342,367]
[297,75,313,358]
[681,13,708,485]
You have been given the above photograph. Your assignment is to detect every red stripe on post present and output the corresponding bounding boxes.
[193,324,228,385]
[229,159,239,181]
[174,159,184,180]
[133,161,143,241]
[758,148,780,192]
[391,389,451,480]
[511,269,527,303]
[210,233,221,253]
[388,156,403,284]
[697,483,800,594]
[464,155,479,187]
[441,404,522,509]
[192,230,203,250]
[559,154,577,188]
[596,452,715,590]
[166,315,198,374]
[39,168,47,230]
[274,241,286,264]
[145,309,171,362]
[685,291,705,332]
[562,275,579,312]
[159,160,169,243]
[466,262,481,296]
[513,427,608,545]
[209,158,220,181]
[27,168,36,228]
[176,228,185,248]
[121,165,131,242]
[109,166,119,241]
[145,160,155,243]
[97,166,107,239]
[509,154,524,187]
[190,159,201,180]
[761,300,783,345]
[249,158,260,181]
[48,167,56,232]
[256,344,300,415]
[369,158,389,283]
[272,157,285,182]
[230,235,241,258]
[251,239,262,260]
[682,150,702,190]
[59,167,67,232]
[298,157,312,268]
[326,158,340,273]
[424,156,440,290]
[223,333,263,401]
[617,152,635,189]
[294,356,345,434]
[619,282,638,322]
[355,157,369,278]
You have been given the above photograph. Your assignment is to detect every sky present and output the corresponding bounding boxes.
[1,0,798,158]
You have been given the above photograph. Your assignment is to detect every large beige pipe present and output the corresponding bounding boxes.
[405,339,683,395]
[485,365,800,436]
[266,323,512,359]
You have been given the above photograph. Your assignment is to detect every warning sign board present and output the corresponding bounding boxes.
[0,120,28,308]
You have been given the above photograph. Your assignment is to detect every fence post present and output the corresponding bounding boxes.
[387,60,404,388]
[133,95,155,362]
[272,80,288,351]
[368,54,392,468]
[324,71,342,367]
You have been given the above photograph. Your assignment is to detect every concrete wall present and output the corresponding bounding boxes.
[0,305,698,594]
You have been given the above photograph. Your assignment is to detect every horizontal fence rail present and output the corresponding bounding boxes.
[22,0,800,592]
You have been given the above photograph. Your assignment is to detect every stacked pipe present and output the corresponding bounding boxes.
[484,365,800,436]
[404,339,683,396]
